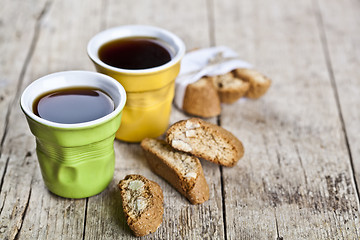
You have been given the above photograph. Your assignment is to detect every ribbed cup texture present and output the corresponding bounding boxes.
[36,135,114,164]
[125,81,174,108]
[35,135,116,198]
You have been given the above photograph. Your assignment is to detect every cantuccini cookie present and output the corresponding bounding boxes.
[208,72,250,104]
[118,174,164,237]
[233,68,271,99]
[141,138,209,204]
[166,118,244,167]
[182,77,221,118]
[180,68,271,117]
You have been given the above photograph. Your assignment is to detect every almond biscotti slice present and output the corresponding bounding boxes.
[141,138,209,204]
[208,72,250,104]
[233,68,271,99]
[166,118,244,167]
[118,174,164,237]
[183,77,221,118]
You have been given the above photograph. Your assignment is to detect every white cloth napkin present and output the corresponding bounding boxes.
[174,46,253,109]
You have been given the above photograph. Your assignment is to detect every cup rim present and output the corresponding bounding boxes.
[20,70,127,129]
[87,25,186,74]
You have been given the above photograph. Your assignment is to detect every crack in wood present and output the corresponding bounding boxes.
[0,192,7,216]
[212,0,226,226]
[219,166,228,240]
[13,188,32,240]
[0,106,11,159]
[0,156,10,196]
[0,2,52,237]
[82,198,89,240]
[14,0,53,101]
[0,0,53,159]
[262,178,285,239]
[312,0,360,210]
[217,113,227,239]
[0,148,36,239]
[274,210,283,240]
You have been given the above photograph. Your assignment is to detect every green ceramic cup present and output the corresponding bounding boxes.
[20,71,126,198]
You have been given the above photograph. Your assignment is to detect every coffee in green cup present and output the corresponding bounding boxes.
[20,71,126,198]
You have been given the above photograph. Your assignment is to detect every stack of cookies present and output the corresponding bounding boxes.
[141,118,244,204]
[118,118,244,236]
[182,68,272,118]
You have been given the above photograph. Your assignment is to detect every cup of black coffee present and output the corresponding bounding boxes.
[87,25,186,142]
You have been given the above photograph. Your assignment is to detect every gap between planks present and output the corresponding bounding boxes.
[209,0,229,237]
[0,0,52,158]
[312,0,360,208]
[0,1,53,239]
[14,189,32,240]
[82,198,89,240]
[80,0,114,238]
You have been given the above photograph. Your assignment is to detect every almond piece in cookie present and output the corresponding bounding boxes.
[182,77,221,118]
[166,118,244,167]
[233,68,271,99]
[208,72,250,104]
[141,138,209,204]
[118,174,164,237]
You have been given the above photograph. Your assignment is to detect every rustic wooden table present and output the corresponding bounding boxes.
[1,0,360,239]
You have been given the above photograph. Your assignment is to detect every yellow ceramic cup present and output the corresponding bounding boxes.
[87,25,185,142]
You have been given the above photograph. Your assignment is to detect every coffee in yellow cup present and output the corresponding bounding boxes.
[87,25,185,142]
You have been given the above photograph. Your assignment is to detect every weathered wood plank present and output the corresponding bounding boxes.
[0,0,45,144]
[317,0,360,197]
[83,0,225,239]
[214,0,360,239]
[0,1,48,239]
[0,0,104,239]
[1,0,359,239]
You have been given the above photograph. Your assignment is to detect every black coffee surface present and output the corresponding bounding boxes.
[98,37,172,70]
[33,88,114,124]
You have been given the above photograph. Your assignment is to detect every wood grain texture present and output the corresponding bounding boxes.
[0,0,45,145]
[0,0,359,239]
[317,0,360,196]
[83,1,224,239]
[0,1,47,239]
[0,0,103,239]
[17,0,105,238]
[214,0,360,239]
